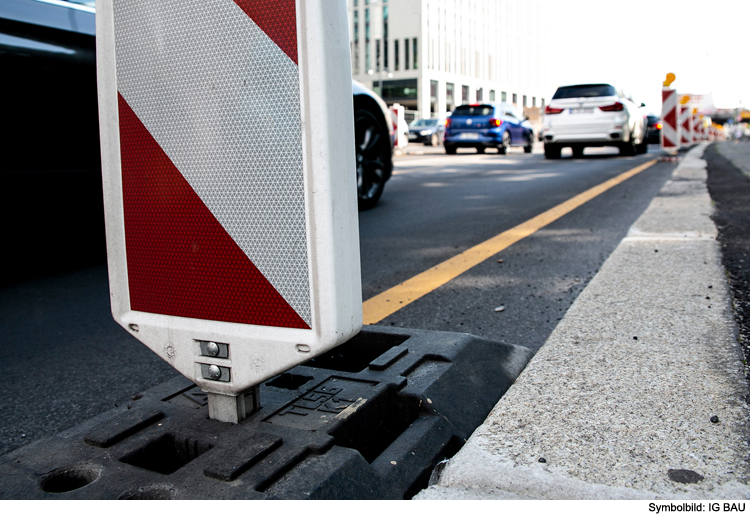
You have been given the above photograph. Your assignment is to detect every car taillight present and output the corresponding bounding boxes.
[545,106,564,115]
[489,118,503,127]
[655,123,663,129]
[445,118,452,129]
[599,102,624,112]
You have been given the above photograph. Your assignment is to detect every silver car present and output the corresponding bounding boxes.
[408,119,443,146]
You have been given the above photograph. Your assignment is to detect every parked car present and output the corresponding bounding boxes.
[646,115,662,144]
[443,103,534,155]
[542,83,647,159]
[0,0,102,282]
[352,81,394,209]
[0,2,393,287]
[408,119,443,146]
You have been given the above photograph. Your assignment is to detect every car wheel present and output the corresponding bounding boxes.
[476,146,486,154]
[355,107,391,210]
[636,134,648,154]
[544,144,561,159]
[497,131,511,155]
[619,135,636,156]
[523,133,533,153]
[619,127,638,156]
[571,145,585,158]
[445,146,457,155]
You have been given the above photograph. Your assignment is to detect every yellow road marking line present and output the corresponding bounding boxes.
[363,159,658,324]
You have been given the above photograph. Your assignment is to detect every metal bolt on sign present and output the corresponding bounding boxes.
[96,0,361,423]
[206,365,222,380]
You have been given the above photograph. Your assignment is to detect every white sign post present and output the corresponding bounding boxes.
[96,0,361,423]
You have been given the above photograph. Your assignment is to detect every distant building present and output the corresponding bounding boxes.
[347,0,550,121]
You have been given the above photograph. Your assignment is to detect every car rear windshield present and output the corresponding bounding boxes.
[552,84,616,99]
[647,115,660,124]
[413,119,439,126]
[452,105,494,116]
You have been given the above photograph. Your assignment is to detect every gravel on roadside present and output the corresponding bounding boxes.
[705,143,750,388]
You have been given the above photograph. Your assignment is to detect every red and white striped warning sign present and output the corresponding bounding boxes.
[97,0,361,404]
[661,88,679,150]
[693,114,702,143]
[113,0,309,329]
[680,104,693,147]
[114,0,310,328]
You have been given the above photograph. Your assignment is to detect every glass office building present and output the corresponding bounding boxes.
[348,0,551,120]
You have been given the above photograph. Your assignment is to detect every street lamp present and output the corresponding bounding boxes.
[368,69,393,97]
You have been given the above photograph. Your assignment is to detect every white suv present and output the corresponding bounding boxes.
[542,83,647,159]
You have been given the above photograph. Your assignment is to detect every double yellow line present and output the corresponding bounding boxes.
[363,159,658,324]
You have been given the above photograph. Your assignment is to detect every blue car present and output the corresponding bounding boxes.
[444,103,535,155]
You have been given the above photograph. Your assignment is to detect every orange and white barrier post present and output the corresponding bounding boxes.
[96,0,362,423]
[679,97,693,148]
[661,74,678,152]
[693,113,702,143]
[390,103,408,148]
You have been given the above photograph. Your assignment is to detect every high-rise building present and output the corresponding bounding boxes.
[348,0,550,120]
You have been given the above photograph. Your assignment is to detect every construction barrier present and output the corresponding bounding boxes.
[680,104,693,147]
[96,0,362,423]
[661,87,679,151]
[390,103,409,148]
[693,114,702,143]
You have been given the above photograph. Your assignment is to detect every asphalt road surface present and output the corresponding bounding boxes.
[0,144,674,456]
[361,144,671,348]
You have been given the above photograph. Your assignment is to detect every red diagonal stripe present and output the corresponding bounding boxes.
[117,93,309,329]
[664,106,677,128]
[233,0,298,65]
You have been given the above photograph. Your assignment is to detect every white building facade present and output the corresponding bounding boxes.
[348,0,550,120]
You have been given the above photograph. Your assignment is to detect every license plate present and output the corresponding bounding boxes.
[459,133,480,140]
[570,108,594,114]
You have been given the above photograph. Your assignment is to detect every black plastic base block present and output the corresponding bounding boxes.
[0,326,532,499]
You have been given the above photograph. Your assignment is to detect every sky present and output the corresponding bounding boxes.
[545,0,750,112]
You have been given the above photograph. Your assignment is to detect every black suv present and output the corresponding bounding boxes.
[646,115,662,144]
[1,0,393,283]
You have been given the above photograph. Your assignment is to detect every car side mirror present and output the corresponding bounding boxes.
[639,103,646,107]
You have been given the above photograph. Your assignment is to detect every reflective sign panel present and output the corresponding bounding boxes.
[97,0,361,397]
